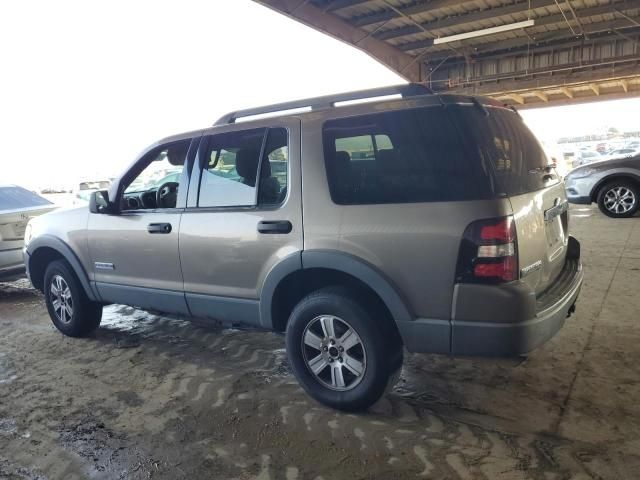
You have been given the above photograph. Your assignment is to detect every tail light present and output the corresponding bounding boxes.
[455,216,518,284]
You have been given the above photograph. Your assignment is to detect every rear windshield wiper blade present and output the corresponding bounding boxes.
[528,165,555,174]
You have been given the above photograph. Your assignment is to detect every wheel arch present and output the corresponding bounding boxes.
[261,250,411,342]
[27,235,99,301]
[590,173,640,202]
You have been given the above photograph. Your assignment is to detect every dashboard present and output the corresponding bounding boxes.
[122,189,158,210]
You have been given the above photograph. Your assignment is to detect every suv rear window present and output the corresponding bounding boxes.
[0,186,52,211]
[322,105,554,205]
[452,107,557,196]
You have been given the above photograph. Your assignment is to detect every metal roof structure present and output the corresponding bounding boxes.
[255,0,640,108]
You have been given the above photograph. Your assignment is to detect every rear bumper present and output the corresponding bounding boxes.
[0,247,25,278]
[451,260,582,356]
[398,236,583,356]
[566,194,591,205]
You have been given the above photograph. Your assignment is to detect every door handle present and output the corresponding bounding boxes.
[147,223,172,234]
[257,220,292,234]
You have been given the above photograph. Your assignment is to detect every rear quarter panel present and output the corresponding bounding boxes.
[300,111,512,320]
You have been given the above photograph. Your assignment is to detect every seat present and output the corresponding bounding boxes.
[329,151,354,202]
[235,148,281,204]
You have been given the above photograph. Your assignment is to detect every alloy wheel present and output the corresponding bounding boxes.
[50,274,73,324]
[603,186,636,215]
[301,315,367,391]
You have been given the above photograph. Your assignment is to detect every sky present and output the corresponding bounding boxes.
[1,0,639,190]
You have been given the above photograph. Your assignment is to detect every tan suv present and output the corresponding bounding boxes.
[24,84,583,410]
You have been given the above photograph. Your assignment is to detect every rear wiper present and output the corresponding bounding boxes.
[528,165,555,174]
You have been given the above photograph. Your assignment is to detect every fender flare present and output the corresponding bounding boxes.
[259,249,413,329]
[26,235,99,301]
[590,172,640,201]
[259,252,302,329]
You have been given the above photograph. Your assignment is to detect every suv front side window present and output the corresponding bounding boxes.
[121,138,190,210]
[198,127,288,208]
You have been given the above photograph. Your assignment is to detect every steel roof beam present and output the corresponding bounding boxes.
[402,8,640,53]
[422,21,640,64]
[376,0,635,42]
[254,0,422,81]
[353,1,476,28]
[324,0,372,12]
[354,0,553,27]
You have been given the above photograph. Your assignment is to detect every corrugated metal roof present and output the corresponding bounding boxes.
[257,0,640,106]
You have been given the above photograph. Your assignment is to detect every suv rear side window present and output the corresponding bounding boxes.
[323,107,495,205]
[198,127,288,208]
[323,105,554,205]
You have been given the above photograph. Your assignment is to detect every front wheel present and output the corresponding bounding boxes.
[44,260,103,337]
[285,287,402,411]
[597,181,640,218]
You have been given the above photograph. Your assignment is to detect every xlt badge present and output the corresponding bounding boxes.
[521,260,542,277]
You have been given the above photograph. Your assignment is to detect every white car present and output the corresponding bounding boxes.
[572,150,603,168]
[73,180,111,205]
[602,148,639,162]
[0,185,57,278]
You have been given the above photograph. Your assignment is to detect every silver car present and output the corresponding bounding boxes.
[24,84,583,410]
[565,155,640,218]
[0,185,56,278]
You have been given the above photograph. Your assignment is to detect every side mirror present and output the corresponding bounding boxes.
[89,190,114,214]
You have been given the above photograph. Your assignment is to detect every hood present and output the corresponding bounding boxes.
[27,205,90,249]
[571,155,640,174]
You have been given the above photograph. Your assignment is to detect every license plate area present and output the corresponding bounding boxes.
[544,203,568,261]
[5,222,27,241]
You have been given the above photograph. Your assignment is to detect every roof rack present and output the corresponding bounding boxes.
[214,83,432,126]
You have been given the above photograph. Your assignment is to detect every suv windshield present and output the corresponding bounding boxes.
[322,105,555,205]
[0,186,52,211]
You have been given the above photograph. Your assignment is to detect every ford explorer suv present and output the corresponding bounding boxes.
[24,84,583,411]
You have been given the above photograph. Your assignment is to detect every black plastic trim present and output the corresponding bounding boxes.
[301,250,413,324]
[186,293,261,327]
[589,173,640,202]
[259,252,303,329]
[96,282,190,316]
[25,235,99,301]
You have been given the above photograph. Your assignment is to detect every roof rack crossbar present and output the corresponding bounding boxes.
[214,83,432,126]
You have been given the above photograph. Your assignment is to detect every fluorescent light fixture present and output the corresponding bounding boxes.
[433,19,535,45]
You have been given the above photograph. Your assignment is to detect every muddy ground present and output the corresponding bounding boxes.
[1,204,640,479]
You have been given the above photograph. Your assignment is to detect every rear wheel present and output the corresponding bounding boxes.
[44,260,102,337]
[285,286,402,411]
[597,180,640,218]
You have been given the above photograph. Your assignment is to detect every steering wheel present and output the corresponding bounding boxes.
[156,181,179,208]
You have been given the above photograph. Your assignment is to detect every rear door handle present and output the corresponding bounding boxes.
[148,223,172,234]
[257,220,292,234]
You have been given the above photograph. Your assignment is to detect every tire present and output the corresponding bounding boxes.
[285,286,403,411]
[596,180,640,218]
[44,260,102,337]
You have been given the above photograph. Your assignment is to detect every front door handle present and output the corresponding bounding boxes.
[148,223,172,234]
[257,220,292,234]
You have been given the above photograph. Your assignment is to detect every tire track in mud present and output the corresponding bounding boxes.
[2,280,639,479]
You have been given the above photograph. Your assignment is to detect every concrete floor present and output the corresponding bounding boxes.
[1,205,639,479]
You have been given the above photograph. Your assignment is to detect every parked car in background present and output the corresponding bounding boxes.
[73,180,112,204]
[24,84,582,411]
[573,150,602,168]
[601,148,639,162]
[566,154,640,218]
[0,185,57,278]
